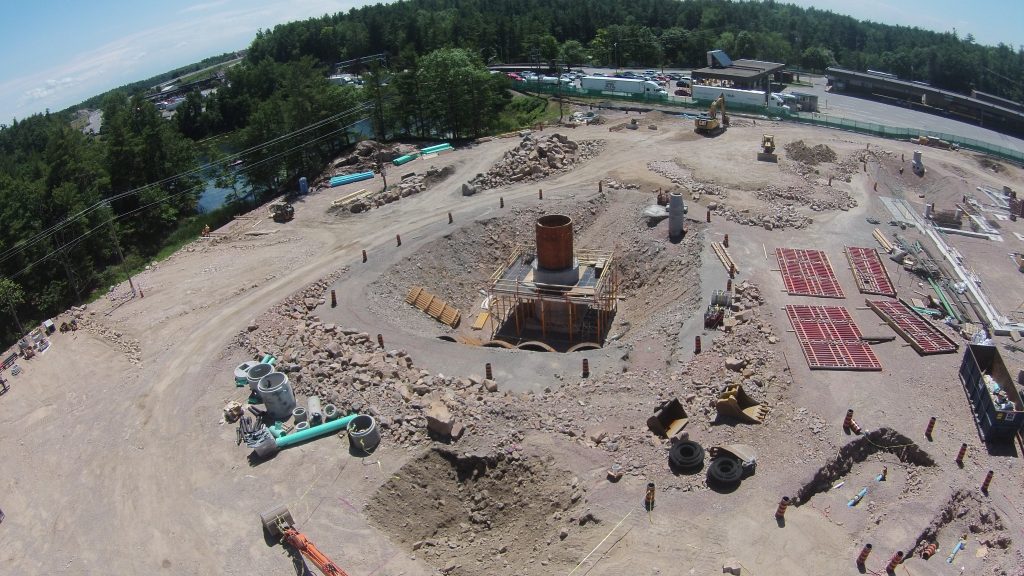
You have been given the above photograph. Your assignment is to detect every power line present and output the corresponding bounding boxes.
[0,102,373,268]
[5,116,370,282]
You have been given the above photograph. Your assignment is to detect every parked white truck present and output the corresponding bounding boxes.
[581,76,667,97]
[692,85,786,109]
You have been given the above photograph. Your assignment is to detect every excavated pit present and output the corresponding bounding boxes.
[366,448,597,576]
[908,489,1012,557]
[794,428,935,505]
[366,189,704,350]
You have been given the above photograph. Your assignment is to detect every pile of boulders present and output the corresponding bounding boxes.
[756,184,857,212]
[714,203,813,230]
[469,133,603,189]
[346,165,453,213]
[784,140,837,165]
[647,160,727,198]
[70,306,142,364]
[329,140,416,175]
[834,147,897,181]
[601,178,640,190]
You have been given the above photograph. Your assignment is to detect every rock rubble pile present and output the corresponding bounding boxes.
[469,134,603,190]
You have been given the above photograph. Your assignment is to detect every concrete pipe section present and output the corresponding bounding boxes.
[536,214,575,270]
[533,214,580,285]
[323,404,339,421]
[234,361,259,386]
[307,396,323,426]
[256,372,296,421]
[669,192,685,239]
[347,415,381,453]
[294,421,310,431]
[246,363,274,394]
[292,406,307,424]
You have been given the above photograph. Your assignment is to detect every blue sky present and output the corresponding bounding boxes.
[1,0,1020,122]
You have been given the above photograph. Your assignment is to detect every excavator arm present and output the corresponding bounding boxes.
[261,505,350,576]
[282,528,350,576]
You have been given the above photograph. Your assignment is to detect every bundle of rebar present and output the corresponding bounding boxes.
[237,416,270,448]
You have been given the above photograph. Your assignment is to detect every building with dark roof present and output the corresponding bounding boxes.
[691,50,786,90]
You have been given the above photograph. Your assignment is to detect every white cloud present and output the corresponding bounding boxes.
[24,77,78,101]
[179,0,232,14]
[0,0,389,120]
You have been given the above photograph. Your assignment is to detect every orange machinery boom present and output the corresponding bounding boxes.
[281,528,350,576]
[261,505,350,576]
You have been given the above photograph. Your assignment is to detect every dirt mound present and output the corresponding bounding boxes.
[794,428,935,505]
[367,448,596,575]
[469,133,604,189]
[785,140,837,165]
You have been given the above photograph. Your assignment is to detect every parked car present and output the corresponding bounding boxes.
[506,72,523,81]
[654,75,669,82]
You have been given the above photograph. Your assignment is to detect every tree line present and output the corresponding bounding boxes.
[246,0,1022,101]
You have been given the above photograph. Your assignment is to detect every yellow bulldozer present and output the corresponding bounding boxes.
[757,134,777,162]
[695,93,728,135]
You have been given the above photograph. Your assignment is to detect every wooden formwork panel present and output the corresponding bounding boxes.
[785,304,882,371]
[405,286,461,328]
[776,248,846,298]
[867,299,958,355]
[846,246,896,298]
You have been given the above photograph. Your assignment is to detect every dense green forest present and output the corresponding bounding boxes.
[244,0,1023,101]
[2,0,1022,345]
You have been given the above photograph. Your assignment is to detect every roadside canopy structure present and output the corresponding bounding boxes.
[692,50,785,90]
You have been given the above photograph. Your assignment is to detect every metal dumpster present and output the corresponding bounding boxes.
[959,344,1024,441]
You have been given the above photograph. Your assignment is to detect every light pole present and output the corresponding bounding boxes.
[613,42,618,72]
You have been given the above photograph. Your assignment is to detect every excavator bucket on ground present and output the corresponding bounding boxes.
[647,398,689,438]
[260,505,295,538]
[714,384,769,424]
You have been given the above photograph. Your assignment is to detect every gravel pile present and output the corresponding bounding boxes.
[647,160,727,198]
[756,184,857,212]
[469,134,604,190]
[785,140,837,165]
[343,165,454,213]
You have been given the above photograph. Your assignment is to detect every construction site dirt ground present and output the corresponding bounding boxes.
[1,109,1023,576]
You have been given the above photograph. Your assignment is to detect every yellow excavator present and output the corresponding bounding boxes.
[695,93,729,135]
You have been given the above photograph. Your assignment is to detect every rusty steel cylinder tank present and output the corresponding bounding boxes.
[536,214,574,270]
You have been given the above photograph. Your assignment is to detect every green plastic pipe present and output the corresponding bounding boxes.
[255,413,358,457]
[927,277,960,322]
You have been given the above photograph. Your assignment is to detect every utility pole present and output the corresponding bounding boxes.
[106,219,136,297]
[58,247,82,302]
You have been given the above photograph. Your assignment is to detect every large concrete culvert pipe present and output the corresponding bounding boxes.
[669,192,685,239]
[257,372,296,421]
[235,361,260,386]
[246,363,274,394]
[535,214,575,271]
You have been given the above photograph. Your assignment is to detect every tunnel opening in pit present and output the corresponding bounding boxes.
[484,214,618,352]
